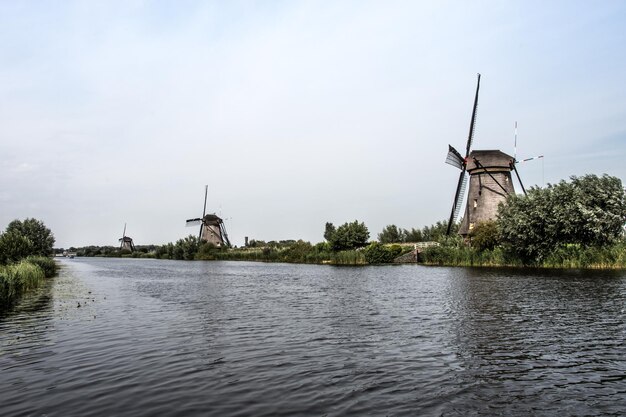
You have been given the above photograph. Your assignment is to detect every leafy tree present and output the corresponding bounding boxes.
[498,174,626,263]
[5,218,55,257]
[416,220,456,242]
[471,221,499,251]
[404,228,423,243]
[173,244,184,260]
[378,225,405,243]
[315,241,330,251]
[173,235,200,260]
[324,222,336,242]
[0,231,33,264]
[328,220,370,251]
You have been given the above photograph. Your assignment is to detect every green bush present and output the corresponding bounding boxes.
[0,231,33,264]
[281,240,314,263]
[363,242,403,264]
[196,242,219,260]
[498,174,626,264]
[471,221,499,251]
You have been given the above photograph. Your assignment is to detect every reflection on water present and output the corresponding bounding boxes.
[1,259,625,416]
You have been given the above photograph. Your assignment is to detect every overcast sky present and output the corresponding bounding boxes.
[1,1,625,248]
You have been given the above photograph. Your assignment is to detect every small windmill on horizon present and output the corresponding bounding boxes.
[119,223,135,252]
[185,185,231,247]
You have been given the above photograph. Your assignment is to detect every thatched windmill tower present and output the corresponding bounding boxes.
[119,223,136,251]
[445,74,526,239]
[185,185,231,247]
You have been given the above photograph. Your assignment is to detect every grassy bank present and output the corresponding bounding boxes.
[0,257,58,309]
[203,246,367,265]
[68,240,626,270]
[421,242,626,269]
[541,243,626,269]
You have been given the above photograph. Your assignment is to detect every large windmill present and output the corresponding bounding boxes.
[445,74,526,238]
[119,223,136,252]
[185,185,231,247]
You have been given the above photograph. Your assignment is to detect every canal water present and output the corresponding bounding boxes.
[1,258,625,416]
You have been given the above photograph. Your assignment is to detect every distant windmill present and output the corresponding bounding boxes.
[445,74,526,238]
[119,223,136,251]
[185,185,231,247]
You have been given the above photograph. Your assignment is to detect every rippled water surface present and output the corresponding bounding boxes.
[1,258,626,416]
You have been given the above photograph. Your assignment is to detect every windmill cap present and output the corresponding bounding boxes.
[467,149,515,172]
[203,214,223,224]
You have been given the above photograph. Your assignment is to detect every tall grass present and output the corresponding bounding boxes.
[0,261,46,309]
[421,245,521,267]
[542,243,626,269]
[329,250,366,265]
[421,242,626,269]
[25,256,58,278]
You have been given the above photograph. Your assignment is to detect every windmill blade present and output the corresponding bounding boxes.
[464,73,481,157]
[200,185,208,240]
[446,169,469,235]
[220,221,231,247]
[119,223,127,249]
[453,173,468,221]
[445,145,465,169]
[510,160,527,195]
[202,185,208,218]
[516,155,544,163]
[186,218,203,227]
[444,74,480,236]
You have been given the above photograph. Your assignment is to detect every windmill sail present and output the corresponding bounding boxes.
[445,145,464,169]
[185,218,203,227]
[200,185,208,239]
[465,73,480,155]
[185,187,209,235]
[452,173,468,221]
[516,155,543,163]
[446,73,481,235]
[219,221,231,247]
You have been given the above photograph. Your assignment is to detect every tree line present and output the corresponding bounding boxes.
[66,173,626,268]
[376,221,458,244]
